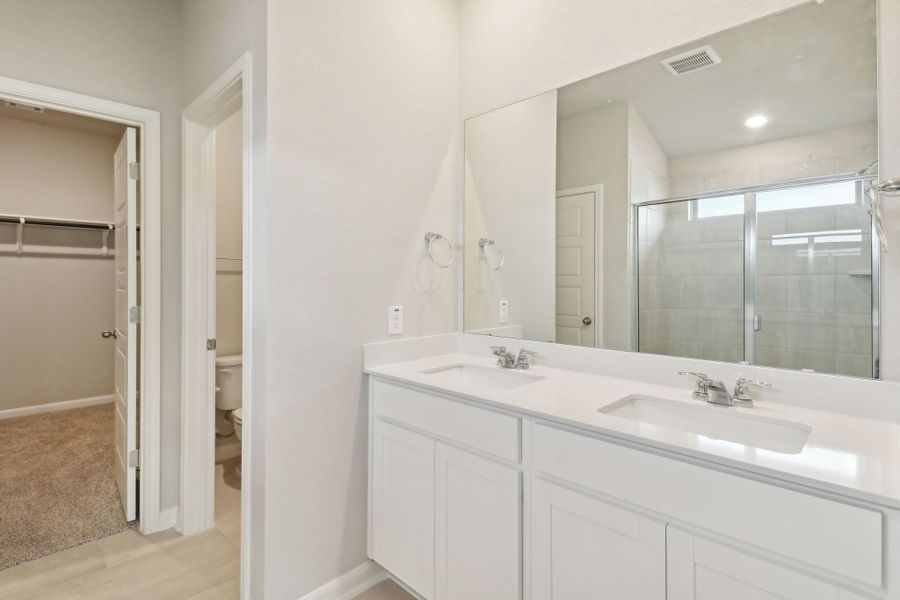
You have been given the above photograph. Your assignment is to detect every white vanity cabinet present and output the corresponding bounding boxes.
[369,379,522,600]
[369,376,894,600]
[666,528,871,600]
[530,478,666,599]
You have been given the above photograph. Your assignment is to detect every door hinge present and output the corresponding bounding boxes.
[207,338,217,350]
[128,161,141,181]
[128,449,141,468]
[130,305,141,324]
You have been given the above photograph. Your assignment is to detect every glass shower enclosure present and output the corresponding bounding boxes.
[636,177,879,378]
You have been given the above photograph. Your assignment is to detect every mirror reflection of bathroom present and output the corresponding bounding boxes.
[464,0,880,379]
[212,100,244,538]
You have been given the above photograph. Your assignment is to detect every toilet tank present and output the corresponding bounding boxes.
[215,355,243,410]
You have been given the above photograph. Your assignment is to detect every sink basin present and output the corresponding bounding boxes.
[420,363,544,391]
[599,395,811,454]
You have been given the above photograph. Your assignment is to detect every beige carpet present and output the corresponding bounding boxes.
[0,403,128,570]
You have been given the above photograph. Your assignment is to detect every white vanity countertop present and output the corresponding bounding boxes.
[366,353,900,510]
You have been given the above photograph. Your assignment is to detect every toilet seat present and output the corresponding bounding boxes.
[232,407,243,425]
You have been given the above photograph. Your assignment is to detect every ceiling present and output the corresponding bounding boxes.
[0,102,125,137]
[557,0,877,158]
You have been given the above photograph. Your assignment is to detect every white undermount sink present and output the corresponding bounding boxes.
[420,363,544,391]
[599,395,811,454]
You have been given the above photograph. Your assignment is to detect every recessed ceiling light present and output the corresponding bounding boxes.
[744,115,768,129]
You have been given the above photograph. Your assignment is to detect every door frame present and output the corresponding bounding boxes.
[180,52,254,590]
[0,75,164,533]
[556,185,604,347]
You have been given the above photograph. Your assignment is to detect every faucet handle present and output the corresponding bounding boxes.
[678,371,711,400]
[733,376,770,405]
[516,348,537,369]
[490,345,508,354]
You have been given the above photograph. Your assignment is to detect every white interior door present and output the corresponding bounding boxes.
[556,191,596,346]
[113,127,138,522]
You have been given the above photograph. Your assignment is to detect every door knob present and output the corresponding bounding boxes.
[582,317,592,326]
[101,330,117,339]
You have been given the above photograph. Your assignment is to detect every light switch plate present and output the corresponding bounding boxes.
[499,300,509,324]
[388,305,404,335]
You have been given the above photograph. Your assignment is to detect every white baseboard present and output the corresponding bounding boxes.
[0,394,115,420]
[298,561,387,600]
[158,506,179,531]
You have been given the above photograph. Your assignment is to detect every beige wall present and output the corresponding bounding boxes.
[465,91,557,341]
[215,109,243,358]
[557,102,631,349]
[0,115,119,411]
[0,0,183,510]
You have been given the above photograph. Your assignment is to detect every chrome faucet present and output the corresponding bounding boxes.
[679,371,769,407]
[732,376,771,407]
[491,346,517,368]
[491,346,536,369]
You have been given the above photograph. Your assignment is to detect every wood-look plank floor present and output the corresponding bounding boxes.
[352,579,415,599]
[0,453,415,600]
[0,457,242,600]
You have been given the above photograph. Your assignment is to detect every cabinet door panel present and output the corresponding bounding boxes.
[435,443,521,600]
[667,528,874,600]
[372,420,435,597]
[531,478,665,599]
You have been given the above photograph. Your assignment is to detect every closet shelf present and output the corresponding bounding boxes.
[0,213,114,231]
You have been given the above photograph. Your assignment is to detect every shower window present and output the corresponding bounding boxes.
[637,177,878,378]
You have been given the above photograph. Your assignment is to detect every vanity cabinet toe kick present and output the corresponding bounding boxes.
[367,378,896,600]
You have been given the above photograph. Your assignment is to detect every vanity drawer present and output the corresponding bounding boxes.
[373,379,521,463]
[532,423,882,587]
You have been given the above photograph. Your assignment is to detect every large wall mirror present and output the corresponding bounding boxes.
[464,0,881,378]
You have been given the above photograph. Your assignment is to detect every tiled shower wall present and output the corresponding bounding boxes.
[639,202,744,363]
[639,200,875,377]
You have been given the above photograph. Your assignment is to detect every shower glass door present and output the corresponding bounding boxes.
[637,177,878,378]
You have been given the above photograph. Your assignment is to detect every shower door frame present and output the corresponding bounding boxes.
[634,172,882,378]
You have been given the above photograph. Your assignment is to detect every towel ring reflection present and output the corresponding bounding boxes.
[479,238,505,270]
[866,177,900,253]
[424,232,454,268]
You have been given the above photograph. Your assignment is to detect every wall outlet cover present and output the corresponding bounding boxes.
[388,305,404,335]
[499,300,509,324]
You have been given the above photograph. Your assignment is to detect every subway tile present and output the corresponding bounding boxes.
[835,312,872,355]
[786,275,835,313]
[834,353,874,378]
[835,273,873,313]
[783,207,837,235]
[757,275,787,311]
[784,312,836,353]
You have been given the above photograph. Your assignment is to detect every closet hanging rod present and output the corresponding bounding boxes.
[0,213,114,231]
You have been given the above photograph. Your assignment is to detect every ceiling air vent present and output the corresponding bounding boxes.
[4,100,44,113]
[661,45,722,76]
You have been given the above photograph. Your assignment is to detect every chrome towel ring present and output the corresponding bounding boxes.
[867,177,900,253]
[424,232,454,268]
[479,237,505,270]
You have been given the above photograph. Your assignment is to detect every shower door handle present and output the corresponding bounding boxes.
[753,314,761,332]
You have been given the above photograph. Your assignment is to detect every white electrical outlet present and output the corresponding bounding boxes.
[388,305,404,335]
[499,300,509,324]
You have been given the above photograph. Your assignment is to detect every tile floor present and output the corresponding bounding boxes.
[0,454,413,600]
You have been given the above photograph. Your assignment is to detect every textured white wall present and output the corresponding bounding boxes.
[265,0,459,597]
[0,0,183,508]
[668,123,878,198]
[465,91,557,341]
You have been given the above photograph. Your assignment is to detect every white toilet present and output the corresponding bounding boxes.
[215,355,243,441]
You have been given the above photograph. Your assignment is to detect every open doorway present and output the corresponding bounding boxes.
[0,87,158,568]
[180,55,252,597]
